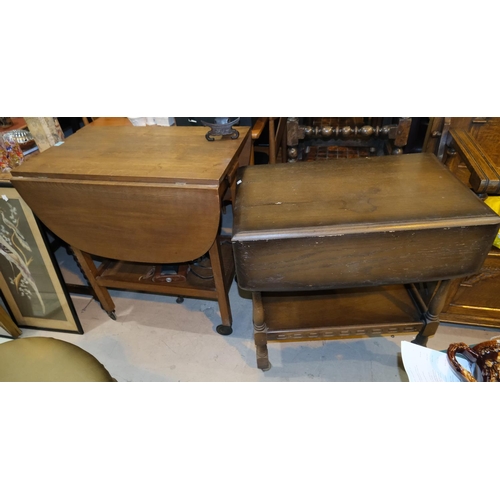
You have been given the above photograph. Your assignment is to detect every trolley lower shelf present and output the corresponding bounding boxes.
[260,284,426,342]
[95,240,235,302]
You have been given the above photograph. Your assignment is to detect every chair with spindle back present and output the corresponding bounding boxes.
[286,117,413,162]
[250,118,288,165]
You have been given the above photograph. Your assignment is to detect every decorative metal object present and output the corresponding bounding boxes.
[201,118,240,142]
[3,129,35,145]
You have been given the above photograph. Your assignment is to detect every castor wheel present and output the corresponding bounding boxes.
[260,362,272,372]
[216,324,233,335]
[176,297,184,304]
[107,311,117,320]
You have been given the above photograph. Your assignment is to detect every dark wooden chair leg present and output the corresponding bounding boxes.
[253,292,271,370]
[413,279,453,346]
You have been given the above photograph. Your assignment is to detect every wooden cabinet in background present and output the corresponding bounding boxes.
[425,118,500,328]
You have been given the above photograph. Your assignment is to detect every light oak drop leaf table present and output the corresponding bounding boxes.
[11,125,251,335]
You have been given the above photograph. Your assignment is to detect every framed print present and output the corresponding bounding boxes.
[0,184,82,333]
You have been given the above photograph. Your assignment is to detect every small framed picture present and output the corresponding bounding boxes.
[0,184,82,334]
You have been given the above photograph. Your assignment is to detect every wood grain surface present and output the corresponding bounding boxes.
[12,125,251,185]
[233,153,500,291]
[13,179,221,263]
[11,125,251,262]
[88,118,132,127]
[233,153,498,237]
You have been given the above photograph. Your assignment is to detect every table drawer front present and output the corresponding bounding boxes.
[233,225,498,291]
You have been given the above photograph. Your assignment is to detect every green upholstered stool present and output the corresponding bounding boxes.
[0,337,114,382]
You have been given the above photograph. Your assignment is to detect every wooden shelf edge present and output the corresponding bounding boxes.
[266,322,422,342]
[93,237,235,302]
[440,312,500,329]
[260,284,425,335]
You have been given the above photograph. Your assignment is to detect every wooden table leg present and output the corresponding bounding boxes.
[71,247,117,319]
[252,292,271,371]
[412,279,453,346]
[209,237,233,335]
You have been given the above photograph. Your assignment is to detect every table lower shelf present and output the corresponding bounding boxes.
[94,240,235,301]
[260,284,426,342]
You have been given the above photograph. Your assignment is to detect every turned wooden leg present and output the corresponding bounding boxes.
[209,237,233,335]
[412,279,453,346]
[71,247,116,318]
[253,292,271,371]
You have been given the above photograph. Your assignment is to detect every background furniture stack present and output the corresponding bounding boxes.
[285,117,414,162]
[424,118,500,328]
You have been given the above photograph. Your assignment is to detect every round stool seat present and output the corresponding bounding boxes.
[0,337,114,382]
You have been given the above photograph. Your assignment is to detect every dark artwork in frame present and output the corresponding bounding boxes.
[0,184,82,335]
